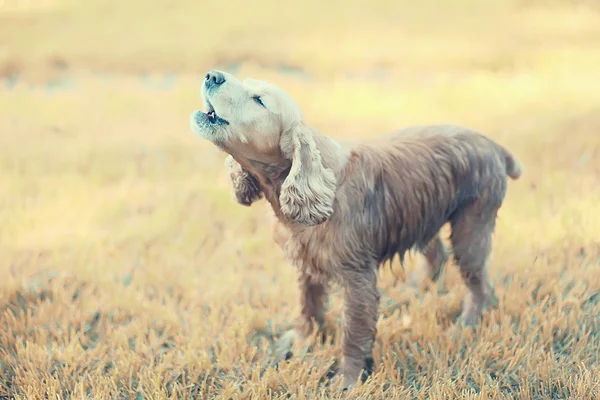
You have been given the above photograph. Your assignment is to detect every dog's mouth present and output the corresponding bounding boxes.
[204,101,229,125]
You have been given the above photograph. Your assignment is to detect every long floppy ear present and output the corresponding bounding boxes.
[279,123,337,225]
[225,155,263,206]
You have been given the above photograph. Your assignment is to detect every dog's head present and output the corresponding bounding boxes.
[190,70,337,226]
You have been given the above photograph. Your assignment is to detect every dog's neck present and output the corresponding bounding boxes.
[244,126,350,222]
[310,128,350,177]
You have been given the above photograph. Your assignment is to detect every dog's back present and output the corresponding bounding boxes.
[356,124,521,179]
[329,124,522,266]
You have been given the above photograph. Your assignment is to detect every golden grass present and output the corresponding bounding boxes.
[1,0,599,398]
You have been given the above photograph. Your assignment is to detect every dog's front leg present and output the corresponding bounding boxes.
[224,155,263,206]
[273,271,328,364]
[336,267,380,390]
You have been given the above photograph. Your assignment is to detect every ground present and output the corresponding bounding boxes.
[0,0,599,399]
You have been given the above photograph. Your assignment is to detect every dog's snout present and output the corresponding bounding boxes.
[205,71,225,89]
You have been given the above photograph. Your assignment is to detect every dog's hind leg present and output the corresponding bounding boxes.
[407,232,449,294]
[449,200,500,328]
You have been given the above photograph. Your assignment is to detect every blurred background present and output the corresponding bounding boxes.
[1,1,599,398]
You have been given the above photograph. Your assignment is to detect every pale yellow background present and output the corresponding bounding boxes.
[0,1,599,398]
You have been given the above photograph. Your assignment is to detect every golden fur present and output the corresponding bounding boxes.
[190,70,522,389]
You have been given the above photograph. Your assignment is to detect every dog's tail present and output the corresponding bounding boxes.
[496,144,523,180]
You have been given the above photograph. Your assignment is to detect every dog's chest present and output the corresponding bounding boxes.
[282,228,340,283]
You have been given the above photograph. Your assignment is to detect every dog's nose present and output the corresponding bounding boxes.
[205,71,225,89]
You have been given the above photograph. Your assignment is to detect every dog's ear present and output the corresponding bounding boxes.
[225,155,263,206]
[279,123,336,225]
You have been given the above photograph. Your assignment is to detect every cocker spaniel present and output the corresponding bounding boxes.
[189,70,522,389]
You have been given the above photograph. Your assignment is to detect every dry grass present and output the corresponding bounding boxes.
[1,0,600,398]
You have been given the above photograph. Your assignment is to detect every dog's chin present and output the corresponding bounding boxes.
[189,110,230,150]
[190,106,227,128]
[189,110,213,139]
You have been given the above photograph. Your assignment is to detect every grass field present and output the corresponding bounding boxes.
[1,0,599,398]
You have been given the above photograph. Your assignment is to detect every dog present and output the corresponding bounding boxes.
[189,70,522,389]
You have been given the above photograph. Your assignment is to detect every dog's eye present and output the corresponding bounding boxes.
[252,95,266,108]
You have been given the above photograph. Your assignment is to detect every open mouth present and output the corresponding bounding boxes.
[206,102,217,122]
[205,101,228,125]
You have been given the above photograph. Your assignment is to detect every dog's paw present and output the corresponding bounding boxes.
[271,327,324,370]
[327,370,362,392]
[326,357,374,392]
[326,370,352,392]
[225,155,262,206]
[272,329,298,368]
